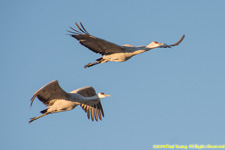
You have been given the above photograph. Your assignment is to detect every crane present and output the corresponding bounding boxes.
[29,80,111,123]
[68,22,185,68]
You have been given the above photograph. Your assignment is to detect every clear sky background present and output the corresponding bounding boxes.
[1,0,225,150]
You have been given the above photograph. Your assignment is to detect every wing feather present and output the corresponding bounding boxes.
[69,22,125,55]
[97,103,102,120]
[87,108,90,119]
[80,101,104,121]
[94,105,98,121]
[30,80,69,107]
[91,107,94,121]
[98,102,104,117]
[75,22,87,34]
[80,22,89,34]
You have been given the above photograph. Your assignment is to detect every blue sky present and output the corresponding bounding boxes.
[1,0,225,150]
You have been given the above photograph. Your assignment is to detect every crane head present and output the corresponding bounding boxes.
[146,41,165,48]
[98,92,111,98]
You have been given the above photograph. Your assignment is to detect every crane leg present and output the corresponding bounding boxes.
[29,113,50,123]
[84,61,101,68]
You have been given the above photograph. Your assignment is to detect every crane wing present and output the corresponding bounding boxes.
[69,86,104,121]
[68,22,125,55]
[30,80,70,107]
[70,86,96,97]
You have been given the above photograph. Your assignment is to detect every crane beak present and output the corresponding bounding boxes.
[105,94,111,97]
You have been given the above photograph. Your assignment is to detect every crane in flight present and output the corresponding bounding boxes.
[29,80,110,123]
[68,22,185,68]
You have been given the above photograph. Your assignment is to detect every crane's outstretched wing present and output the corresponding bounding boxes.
[30,80,70,107]
[70,86,104,121]
[68,22,125,55]
[160,34,185,48]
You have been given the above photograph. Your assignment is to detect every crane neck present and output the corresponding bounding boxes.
[130,46,152,55]
[133,49,147,55]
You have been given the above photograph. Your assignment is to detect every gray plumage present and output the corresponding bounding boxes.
[68,22,185,68]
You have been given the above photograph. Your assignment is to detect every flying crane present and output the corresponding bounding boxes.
[68,22,185,68]
[29,80,110,123]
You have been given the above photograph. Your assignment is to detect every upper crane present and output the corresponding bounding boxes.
[68,22,185,68]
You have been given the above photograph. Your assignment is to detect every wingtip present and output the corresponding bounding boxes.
[80,22,89,34]
[74,22,88,34]
[30,96,35,107]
